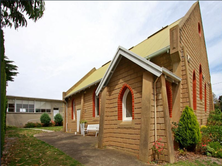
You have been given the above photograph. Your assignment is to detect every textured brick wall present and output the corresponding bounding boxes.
[151,53,173,72]
[82,85,100,124]
[148,81,169,162]
[180,3,213,125]
[66,85,100,133]
[103,57,144,156]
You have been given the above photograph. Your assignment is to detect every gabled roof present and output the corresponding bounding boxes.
[130,18,182,59]
[96,46,181,96]
[65,62,110,98]
[66,13,184,99]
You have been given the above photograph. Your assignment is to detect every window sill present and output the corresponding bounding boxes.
[117,120,134,128]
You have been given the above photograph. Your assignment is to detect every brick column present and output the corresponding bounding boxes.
[160,75,175,163]
[98,87,107,148]
[139,71,153,162]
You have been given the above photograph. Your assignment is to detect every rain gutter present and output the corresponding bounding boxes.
[145,45,170,60]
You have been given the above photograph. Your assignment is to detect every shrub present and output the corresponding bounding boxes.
[40,113,51,126]
[51,120,56,126]
[54,113,63,126]
[207,109,222,126]
[24,122,36,128]
[206,142,222,158]
[35,122,42,127]
[201,125,222,145]
[174,106,201,150]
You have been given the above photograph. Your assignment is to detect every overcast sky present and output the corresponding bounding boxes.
[4,1,222,100]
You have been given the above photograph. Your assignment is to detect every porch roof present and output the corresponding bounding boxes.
[96,46,181,96]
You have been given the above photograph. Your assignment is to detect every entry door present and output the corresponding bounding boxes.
[77,110,81,132]
[53,109,59,119]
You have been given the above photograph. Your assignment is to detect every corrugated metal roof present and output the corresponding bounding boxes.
[65,18,182,97]
[130,18,181,58]
[65,62,110,97]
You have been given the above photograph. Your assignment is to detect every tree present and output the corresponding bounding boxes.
[5,56,18,82]
[0,0,45,157]
[174,106,201,150]
[213,92,220,110]
[1,0,45,29]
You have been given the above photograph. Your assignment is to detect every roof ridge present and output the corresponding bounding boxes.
[179,1,199,28]
[66,67,96,96]
[129,18,182,51]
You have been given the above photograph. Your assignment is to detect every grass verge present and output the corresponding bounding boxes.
[2,127,82,166]
[165,159,221,166]
[35,126,63,131]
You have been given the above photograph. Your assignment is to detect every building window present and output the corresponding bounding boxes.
[72,99,75,120]
[193,70,197,110]
[205,83,207,112]
[199,65,202,100]
[16,103,34,112]
[118,84,134,121]
[93,88,100,117]
[8,103,15,112]
[36,109,51,113]
[166,81,173,118]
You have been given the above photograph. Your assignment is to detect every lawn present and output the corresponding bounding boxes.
[2,126,82,166]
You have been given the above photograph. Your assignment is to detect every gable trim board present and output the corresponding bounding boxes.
[65,79,101,98]
[96,46,181,97]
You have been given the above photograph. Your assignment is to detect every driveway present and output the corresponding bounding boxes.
[35,132,149,166]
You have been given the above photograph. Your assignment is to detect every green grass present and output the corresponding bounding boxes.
[35,126,63,131]
[2,127,82,166]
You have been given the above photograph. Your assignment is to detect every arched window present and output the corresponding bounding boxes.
[193,70,197,110]
[72,99,76,120]
[93,88,100,117]
[118,84,134,121]
[199,65,202,100]
[198,22,201,37]
[205,83,207,112]
[166,81,172,118]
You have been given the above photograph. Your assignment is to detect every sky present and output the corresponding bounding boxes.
[4,1,222,100]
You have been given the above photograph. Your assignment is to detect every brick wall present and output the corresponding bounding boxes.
[179,3,213,125]
[66,85,100,133]
[103,57,144,156]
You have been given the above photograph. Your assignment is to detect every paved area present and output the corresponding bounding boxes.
[35,132,149,166]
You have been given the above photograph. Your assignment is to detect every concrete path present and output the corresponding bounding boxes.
[25,128,54,132]
[35,132,149,166]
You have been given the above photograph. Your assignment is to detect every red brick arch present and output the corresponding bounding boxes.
[92,87,100,117]
[72,98,76,120]
[205,83,207,112]
[118,84,134,120]
[166,81,172,118]
[199,64,202,100]
[193,70,197,110]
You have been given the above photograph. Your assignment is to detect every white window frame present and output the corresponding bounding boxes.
[95,96,99,117]
[122,89,132,121]
[73,100,76,120]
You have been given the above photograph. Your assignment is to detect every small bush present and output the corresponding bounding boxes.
[207,109,222,126]
[173,106,201,150]
[40,113,51,126]
[51,120,56,126]
[54,113,63,126]
[201,125,222,145]
[35,122,42,127]
[206,142,222,158]
[24,122,36,128]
